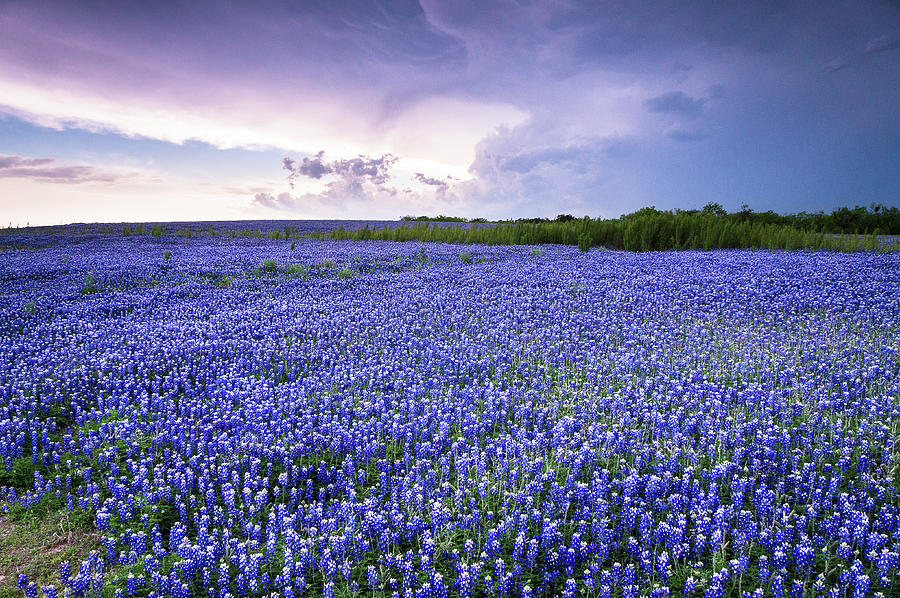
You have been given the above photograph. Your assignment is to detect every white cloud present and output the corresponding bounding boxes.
[0,76,525,178]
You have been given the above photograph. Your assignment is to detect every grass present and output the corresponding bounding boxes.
[309,210,897,252]
[80,274,99,295]
[286,263,308,275]
[0,507,100,597]
[0,457,45,492]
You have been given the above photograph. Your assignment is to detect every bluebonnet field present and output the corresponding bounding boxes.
[1,227,899,598]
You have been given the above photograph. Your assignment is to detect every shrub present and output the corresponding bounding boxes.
[286,263,308,275]
[262,259,277,273]
[577,232,592,252]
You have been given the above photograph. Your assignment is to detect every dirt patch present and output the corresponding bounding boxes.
[0,509,101,596]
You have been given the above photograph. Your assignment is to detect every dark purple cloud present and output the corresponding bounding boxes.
[414,172,450,199]
[414,173,448,187]
[644,91,707,118]
[0,154,123,183]
[0,155,55,168]
[298,152,330,179]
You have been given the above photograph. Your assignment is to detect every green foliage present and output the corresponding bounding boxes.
[121,224,146,236]
[162,250,172,261]
[702,202,727,216]
[308,207,895,253]
[530,247,542,256]
[80,273,99,295]
[286,263,308,275]
[290,240,296,250]
[577,232,592,252]
[23,299,36,315]
[413,246,430,268]
[337,268,353,279]
[0,456,43,491]
[459,251,472,263]
[262,258,278,273]
[151,225,164,237]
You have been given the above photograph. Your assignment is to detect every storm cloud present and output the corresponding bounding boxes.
[2,1,899,221]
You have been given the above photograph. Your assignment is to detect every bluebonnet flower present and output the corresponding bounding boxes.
[0,235,897,598]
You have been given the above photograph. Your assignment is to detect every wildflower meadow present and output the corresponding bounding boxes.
[1,228,898,598]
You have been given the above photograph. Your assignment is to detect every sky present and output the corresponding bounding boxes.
[0,1,898,225]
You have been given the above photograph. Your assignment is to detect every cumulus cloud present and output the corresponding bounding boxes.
[257,151,464,216]
[252,192,292,209]
[0,154,127,183]
[282,151,398,191]
[413,172,447,187]
[454,121,636,217]
[252,178,456,218]
[413,172,452,199]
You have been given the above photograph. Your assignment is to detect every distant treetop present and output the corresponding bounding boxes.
[399,203,899,235]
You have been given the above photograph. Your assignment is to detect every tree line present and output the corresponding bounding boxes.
[321,203,899,252]
[404,203,900,235]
